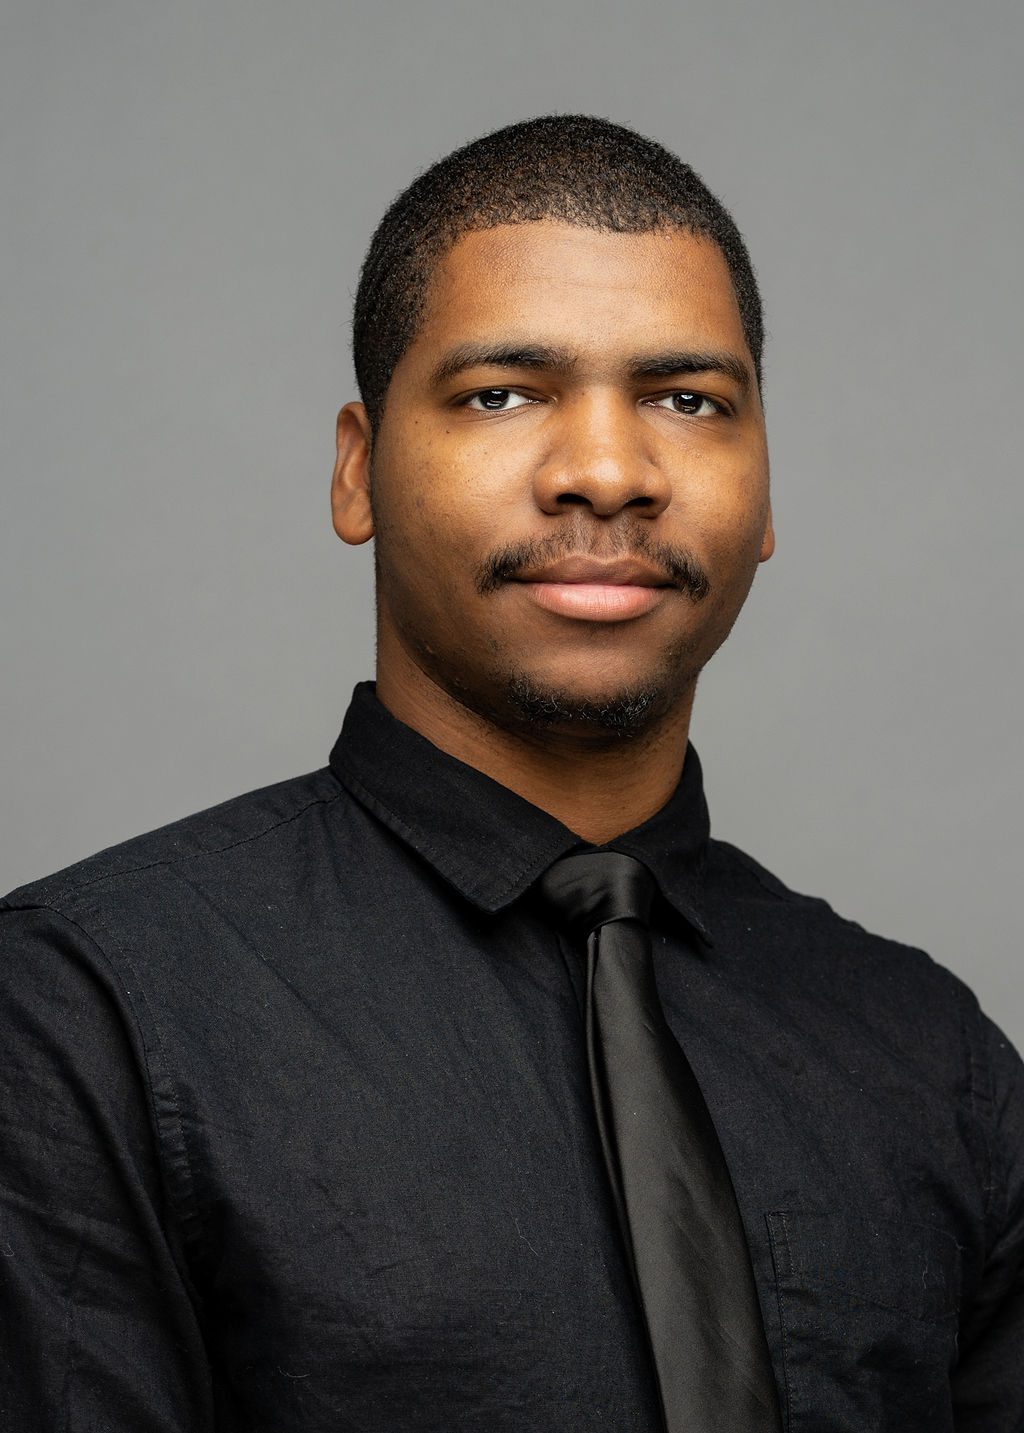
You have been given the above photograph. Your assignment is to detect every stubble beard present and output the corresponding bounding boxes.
[506,673,663,734]
[382,596,708,749]
[429,618,707,748]
[372,497,715,745]
[473,523,712,741]
[499,646,699,741]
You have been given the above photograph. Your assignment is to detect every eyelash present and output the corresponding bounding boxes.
[461,388,728,416]
[646,392,726,417]
[463,389,536,412]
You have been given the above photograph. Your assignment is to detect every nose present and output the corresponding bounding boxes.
[532,391,672,519]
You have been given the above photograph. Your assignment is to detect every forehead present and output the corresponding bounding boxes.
[408,220,750,369]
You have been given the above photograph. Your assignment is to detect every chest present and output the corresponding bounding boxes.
[165,908,974,1430]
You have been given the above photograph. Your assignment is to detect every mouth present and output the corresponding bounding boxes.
[511,557,677,623]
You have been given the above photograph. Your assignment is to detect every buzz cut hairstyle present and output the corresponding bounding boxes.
[351,114,765,435]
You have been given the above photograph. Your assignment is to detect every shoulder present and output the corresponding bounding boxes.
[704,834,991,1067]
[1,764,370,1041]
[707,834,956,979]
[706,836,1024,1223]
[2,764,348,926]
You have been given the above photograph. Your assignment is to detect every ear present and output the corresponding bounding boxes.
[331,402,375,545]
[759,501,775,563]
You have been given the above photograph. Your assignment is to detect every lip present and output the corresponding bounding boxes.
[518,581,668,621]
[511,557,676,623]
[514,556,674,587]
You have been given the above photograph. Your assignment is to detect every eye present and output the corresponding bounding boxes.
[648,391,723,417]
[464,388,533,411]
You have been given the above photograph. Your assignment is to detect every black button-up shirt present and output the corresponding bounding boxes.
[2,682,1022,1430]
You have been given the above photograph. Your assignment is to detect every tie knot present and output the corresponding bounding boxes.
[539,851,656,939]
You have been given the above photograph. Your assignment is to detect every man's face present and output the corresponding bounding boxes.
[335,220,773,739]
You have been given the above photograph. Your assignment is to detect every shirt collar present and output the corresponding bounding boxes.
[329,682,713,940]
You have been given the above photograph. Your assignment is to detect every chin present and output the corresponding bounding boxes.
[499,668,686,740]
[413,637,702,744]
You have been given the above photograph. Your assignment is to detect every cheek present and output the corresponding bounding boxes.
[685,477,768,564]
[373,480,484,618]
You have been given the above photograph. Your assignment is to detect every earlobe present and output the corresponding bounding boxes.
[759,504,775,563]
[331,402,375,545]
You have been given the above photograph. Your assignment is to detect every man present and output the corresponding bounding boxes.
[1,115,1021,1431]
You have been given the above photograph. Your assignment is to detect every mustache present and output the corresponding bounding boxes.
[475,529,711,603]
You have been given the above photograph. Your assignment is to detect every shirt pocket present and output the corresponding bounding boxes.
[766,1210,960,1433]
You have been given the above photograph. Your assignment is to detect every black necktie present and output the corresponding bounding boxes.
[540,850,781,1433]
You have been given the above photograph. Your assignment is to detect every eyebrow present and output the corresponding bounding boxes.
[429,343,575,387]
[429,342,752,393]
[627,350,752,393]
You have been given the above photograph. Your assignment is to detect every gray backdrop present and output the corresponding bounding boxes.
[3,1,1021,1043]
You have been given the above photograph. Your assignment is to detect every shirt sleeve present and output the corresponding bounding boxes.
[0,902,214,1432]
[951,1010,1024,1430]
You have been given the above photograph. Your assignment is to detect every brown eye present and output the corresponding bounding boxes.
[647,391,721,417]
[671,392,710,415]
[466,389,531,411]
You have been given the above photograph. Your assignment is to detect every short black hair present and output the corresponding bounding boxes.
[352,115,763,433]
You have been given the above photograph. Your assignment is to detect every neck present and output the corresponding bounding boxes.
[375,650,694,846]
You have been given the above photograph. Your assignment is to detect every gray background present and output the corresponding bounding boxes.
[2,1,1021,1043]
